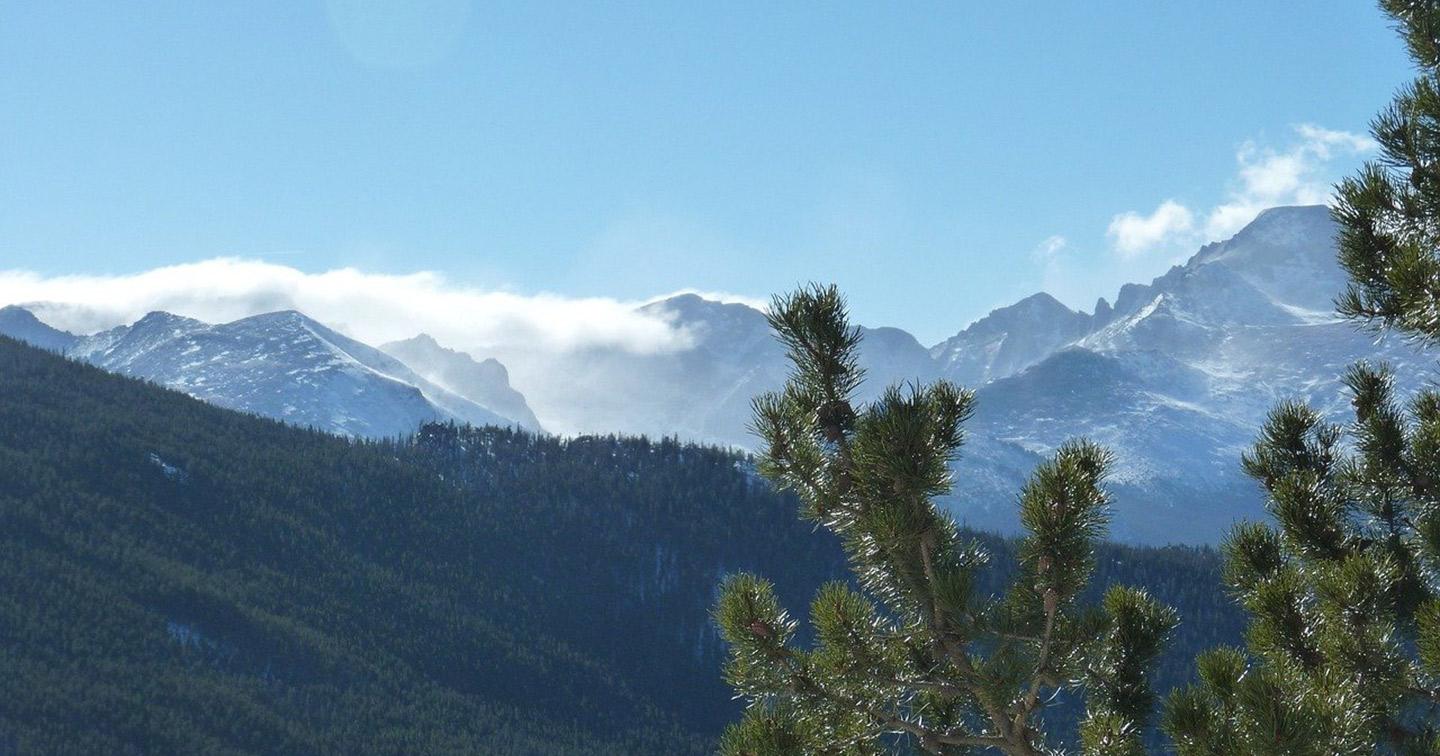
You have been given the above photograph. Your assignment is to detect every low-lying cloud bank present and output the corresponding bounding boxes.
[0,258,728,356]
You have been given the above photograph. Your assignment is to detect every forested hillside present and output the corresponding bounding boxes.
[0,336,1242,752]
[0,342,684,752]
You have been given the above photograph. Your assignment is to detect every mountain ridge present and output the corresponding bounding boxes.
[495,204,1426,543]
[0,305,77,353]
[1,204,1420,544]
[381,333,543,431]
[0,334,1245,751]
[3,307,540,438]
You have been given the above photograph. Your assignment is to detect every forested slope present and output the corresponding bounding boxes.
[0,337,1244,752]
[0,337,713,753]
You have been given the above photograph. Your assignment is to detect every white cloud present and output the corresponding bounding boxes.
[0,258,698,356]
[1106,200,1195,257]
[1203,124,1376,239]
[640,288,771,311]
[1032,235,1068,262]
[1293,124,1376,156]
[1103,124,1376,257]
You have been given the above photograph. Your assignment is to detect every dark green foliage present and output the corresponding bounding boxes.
[1334,1,1440,344]
[718,704,817,756]
[0,335,1245,753]
[963,529,1245,751]
[1164,5,1440,751]
[399,423,850,737]
[0,335,822,754]
[1079,586,1179,755]
[714,286,1182,755]
[1163,366,1440,752]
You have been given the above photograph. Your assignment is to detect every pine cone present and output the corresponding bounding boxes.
[817,400,854,442]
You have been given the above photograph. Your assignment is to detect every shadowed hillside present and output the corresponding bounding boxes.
[0,336,1242,752]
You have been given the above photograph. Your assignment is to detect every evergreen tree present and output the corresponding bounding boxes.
[1163,3,1440,752]
[1162,372,1440,753]
[1335,1,1440,345]
[713,286,1176,755]
[0,334,1244,753]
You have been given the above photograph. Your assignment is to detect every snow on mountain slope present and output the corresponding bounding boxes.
[491,293,938,446]
[949,348,1250,543]
[60,310,524,438]
[494,294,788,445]
[945,206,1431,543]
[380,334,543,432]
[1187,204,1346,313]
[487,205,1429,544]
[929,210,1336,391]
[930,293,1093,386]
[950,347,1267,543]
[0,205,1423,544]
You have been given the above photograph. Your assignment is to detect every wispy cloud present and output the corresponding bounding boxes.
[639,288,771,311]
[1105,124,1376,258]
[1032,235,1069,262]
[1204,124,1376,239]
[0,258,698,355]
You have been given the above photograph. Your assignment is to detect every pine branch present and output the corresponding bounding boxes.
[1020,595,1058,718]
[719,285,1167,755]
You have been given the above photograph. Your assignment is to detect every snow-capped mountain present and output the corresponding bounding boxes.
[476,294,789,444]
[3,308,540,438]
[490,293,938,446]
[1,205,1423,545]
[381,334,543,431]
[930,293,1093,387]
[485,205,1430,544]
[947,205,1430,543]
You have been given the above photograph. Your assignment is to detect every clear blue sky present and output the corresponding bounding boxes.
[0,1,1414,343]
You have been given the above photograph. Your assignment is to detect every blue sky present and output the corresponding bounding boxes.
[0,1,1414,344]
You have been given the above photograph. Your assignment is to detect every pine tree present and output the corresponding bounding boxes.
[1162,372,1440,753]
[713,285,1176,755]
[1335,1,1440,345]
[1163,3,1440,752]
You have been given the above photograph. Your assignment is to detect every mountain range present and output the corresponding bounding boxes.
[470,205,1429,543]
[0,306,541,438]
[0,332,1244,752]
[2,204,1427,544]
[948,205,1429,543]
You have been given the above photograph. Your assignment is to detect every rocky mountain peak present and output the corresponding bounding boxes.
[380,334,541,431]
[928,291,1092,387]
